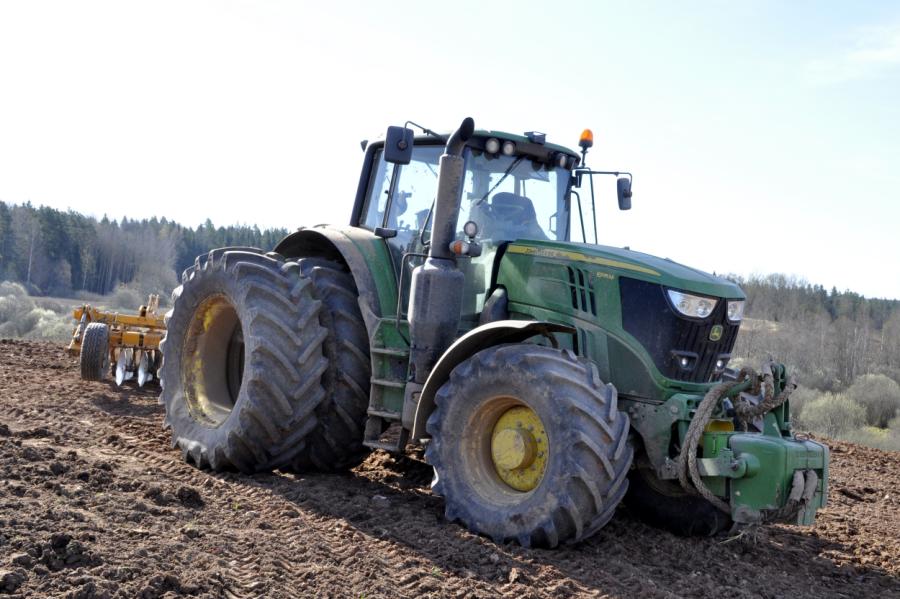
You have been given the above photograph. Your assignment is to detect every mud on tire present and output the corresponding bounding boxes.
[80,322,109,381]
[425,344,633,548]
[289,258,371,471]
[159,248,329,473]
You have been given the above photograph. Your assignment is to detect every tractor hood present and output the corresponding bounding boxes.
[505,240,745,300]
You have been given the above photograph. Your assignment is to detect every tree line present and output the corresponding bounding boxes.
[0,201,288,298]
[729,273,900,392]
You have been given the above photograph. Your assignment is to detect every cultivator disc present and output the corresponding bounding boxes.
[112,348,158,387]
[137,352,152,387]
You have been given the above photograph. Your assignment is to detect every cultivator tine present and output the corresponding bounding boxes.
[137,352,152,387]
[115,350,134,386]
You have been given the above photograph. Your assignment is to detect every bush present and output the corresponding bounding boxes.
[846,374,900,428]
[788,385,820,428]
[108,286,143,311]
[843,427,900,452]
[799,393,866,438]
[0,279,73,341]
[24,307,73,341]
[0,281,37,336]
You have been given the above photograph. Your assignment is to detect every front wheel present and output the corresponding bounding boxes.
[625,466,732,536]
[425,344,633,547]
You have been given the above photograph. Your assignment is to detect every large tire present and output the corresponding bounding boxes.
[159,248,329,473]
[625,466,732,536]
[290,258,371,471]
[425,344,633,548]
[80,322,109,381]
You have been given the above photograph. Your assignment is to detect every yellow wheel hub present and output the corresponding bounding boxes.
[490,405,548,492]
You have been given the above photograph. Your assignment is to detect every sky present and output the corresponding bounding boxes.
[1,1,899,299]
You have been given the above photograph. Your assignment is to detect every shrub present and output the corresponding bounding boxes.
[108,286,143,311]
[846,374,900,428]
[843,427,900,452]
[799,393,866,438]
[788,385,820,428]
[0,279,73,340]
[24,307,73,341]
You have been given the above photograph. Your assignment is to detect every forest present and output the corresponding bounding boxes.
[0,201,288,299]
[1,201,899,449]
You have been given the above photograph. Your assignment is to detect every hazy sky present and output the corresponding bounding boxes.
[1,1,899,299]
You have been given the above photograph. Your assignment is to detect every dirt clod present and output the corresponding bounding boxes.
[1,339,899,598]
[175,485,204,508]
[0,568,27,593]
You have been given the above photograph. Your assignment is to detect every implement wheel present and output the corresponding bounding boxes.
[80,322,109,381]
[425,344,633,547]
[159,248,329,473]
[625,466,732,536]
[290,258,371,471]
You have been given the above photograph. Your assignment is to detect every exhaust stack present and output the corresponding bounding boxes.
[407,117,474,384]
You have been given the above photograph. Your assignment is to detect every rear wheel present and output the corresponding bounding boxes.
[159,247,329,473]
[625,466,732,536]
[80,322,109,381]
[425,344,633,547]
[289,258,371,471]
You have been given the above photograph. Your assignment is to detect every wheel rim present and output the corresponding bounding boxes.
[490,405,548,492]
[181,294,242,427]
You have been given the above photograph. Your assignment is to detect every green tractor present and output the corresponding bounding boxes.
[159,117,828,546]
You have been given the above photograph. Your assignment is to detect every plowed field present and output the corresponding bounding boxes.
[1,339,898,598]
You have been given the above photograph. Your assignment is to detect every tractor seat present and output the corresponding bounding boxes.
[483,192,548,241]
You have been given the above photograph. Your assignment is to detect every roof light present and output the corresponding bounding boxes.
[555,153,567,168]
[579,129,594,149]
[502,141,516,156]
[485,137,500,154]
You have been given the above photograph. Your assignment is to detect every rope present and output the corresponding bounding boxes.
[675,362,795,514]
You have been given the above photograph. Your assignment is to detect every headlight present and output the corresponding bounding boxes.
[667,289,718,319]
[726,300,745,322]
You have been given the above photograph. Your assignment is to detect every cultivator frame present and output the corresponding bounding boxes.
[67,294,166,386]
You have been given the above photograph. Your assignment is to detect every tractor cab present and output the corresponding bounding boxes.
[353,129,581,324]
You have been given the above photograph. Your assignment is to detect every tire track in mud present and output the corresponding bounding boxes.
[2,340,900,599]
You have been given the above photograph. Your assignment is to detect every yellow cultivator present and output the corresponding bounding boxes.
[67,294,166,386]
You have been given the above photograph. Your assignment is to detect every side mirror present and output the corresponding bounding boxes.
[617,177,632,211]
[384,126,414,165]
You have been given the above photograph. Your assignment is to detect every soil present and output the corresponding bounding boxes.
[1,338,898,599]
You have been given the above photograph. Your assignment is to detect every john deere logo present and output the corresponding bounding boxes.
[709,325,724,342]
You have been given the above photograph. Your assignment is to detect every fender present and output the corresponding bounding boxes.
[274,226,396,339]
[410,320,575,442]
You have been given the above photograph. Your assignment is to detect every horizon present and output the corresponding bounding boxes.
[1,1,898,299]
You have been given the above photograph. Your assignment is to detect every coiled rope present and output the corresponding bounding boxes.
[676,362,796,514]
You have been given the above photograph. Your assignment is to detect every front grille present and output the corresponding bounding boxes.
[619,277,740,383]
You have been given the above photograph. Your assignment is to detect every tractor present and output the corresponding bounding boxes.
[158,117,829,546]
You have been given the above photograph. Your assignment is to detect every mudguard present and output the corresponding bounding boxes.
[411,320,575,442]
[274,226,393,339]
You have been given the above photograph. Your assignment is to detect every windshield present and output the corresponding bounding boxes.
[362,144,571,245]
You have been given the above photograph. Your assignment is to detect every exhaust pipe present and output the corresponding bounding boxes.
[407,117,475,384]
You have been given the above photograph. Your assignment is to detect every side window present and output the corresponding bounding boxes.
[387,146,442,236]
[361,146,442,235]
[362,150,391,229]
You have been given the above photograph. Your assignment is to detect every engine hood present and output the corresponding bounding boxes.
[505,240,745,300]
